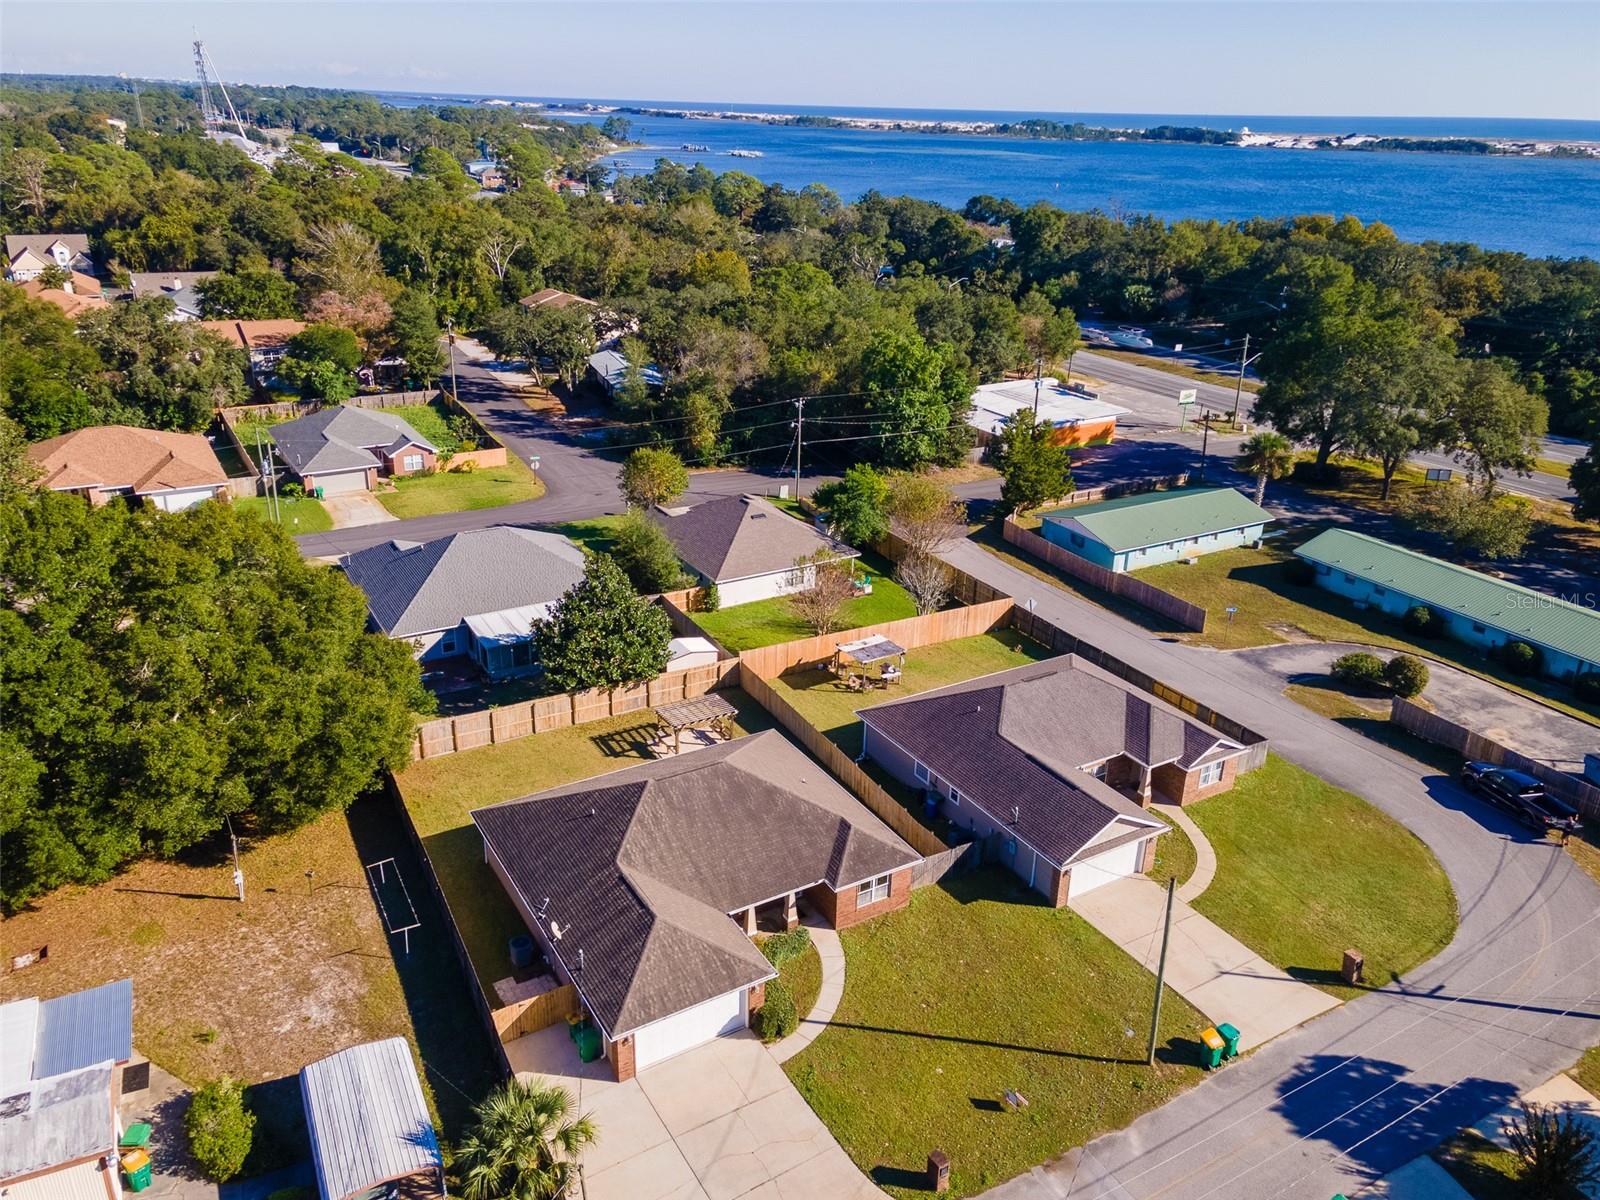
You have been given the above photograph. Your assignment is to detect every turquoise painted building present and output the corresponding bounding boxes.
[1039,487,1273,573]
[1295,528,1600,682]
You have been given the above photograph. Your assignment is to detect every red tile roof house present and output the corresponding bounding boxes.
[269,405,438,496]
[28,425,230,512]
[858,658,1249,908]
[472,730,920,1081]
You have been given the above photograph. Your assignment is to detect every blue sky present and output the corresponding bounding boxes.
[3,1,1595,119]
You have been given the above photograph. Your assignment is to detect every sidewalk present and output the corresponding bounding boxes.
[1072,877,1340,1050]
[771,920,845,1064]
[1152,802,1216,903]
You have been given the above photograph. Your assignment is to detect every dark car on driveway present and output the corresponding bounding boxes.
[1461,761,1582,835]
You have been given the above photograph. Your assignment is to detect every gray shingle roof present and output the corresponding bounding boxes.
[272,406,437,477]
[6,233,92,267]
[653,495,858,583]
[472,730,920,1039]
[341,527,587,639]
[300,1038,440,1200]
[859,657,1236,866]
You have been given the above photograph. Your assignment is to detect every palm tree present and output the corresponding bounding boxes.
[1237,431,1297,505]
[456,1078,597,1200]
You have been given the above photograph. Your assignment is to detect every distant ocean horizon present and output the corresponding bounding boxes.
[379,91,1600,258]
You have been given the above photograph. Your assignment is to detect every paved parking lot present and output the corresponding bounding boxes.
[506,1025,886,1200]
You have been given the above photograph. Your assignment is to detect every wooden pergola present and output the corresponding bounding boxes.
[654,694,739,754]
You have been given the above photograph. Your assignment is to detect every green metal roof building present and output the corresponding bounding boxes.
[1040,486,1273,573]
[1295,528,1600,681]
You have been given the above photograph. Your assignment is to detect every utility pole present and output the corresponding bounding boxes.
[1147,877,1176,1065]
[226,816,244,902]
[1197,409,1213,482]
[792,396,806,498]
[1229,333,1262,425]
[256,426,280,523]
[1063,348,1076,388]
[1032,355,1043,417]
[445,317,460,402]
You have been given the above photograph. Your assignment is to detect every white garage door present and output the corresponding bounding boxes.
[1068,839,1143,901]
[312,470,368,496]
[632,989,746,1072]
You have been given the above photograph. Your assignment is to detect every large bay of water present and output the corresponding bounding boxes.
[383,93,1600,258]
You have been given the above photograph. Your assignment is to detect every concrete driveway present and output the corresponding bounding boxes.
[506,1025,885,1200]
[1072,877,1339,1050]
[320,490,397,529]
[1237,640,1599,771]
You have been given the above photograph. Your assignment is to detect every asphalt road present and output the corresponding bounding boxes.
[944,539,1600,1200]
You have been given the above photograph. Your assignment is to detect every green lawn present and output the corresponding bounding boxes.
[691,551,918,652]
[394,694,774,992]
[1129,535,1600,725]
[1431,1130,1534,1200]
[769,630,1055,759]
[785,869,1207,1199]
[550,516,628,559]
[1148,809,1197,889]
[232,494,334,533]
[1188,754,1458,1000]
[378,455,544,519]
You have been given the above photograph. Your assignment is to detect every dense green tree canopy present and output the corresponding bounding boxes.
[534,555,672,691]
[0,493,428,908]
[77,297,249,430]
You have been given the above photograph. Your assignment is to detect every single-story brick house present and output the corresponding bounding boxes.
[271,405,438,495]
[653,493,859,607]
[1040,486,1272,573]
[300,1039,442,1200]
[1296,527,1600,682]
[473,730,920,1080]
[858,657,1249,906]
[340,526,587,675]
[28,425,229,512]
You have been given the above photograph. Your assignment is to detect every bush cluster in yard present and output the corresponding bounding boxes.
[1332,652,1388,689]
[699,581,720,612]
[1384,654,1430,698]
[1403,605,1444,637]
[753,979,798,1042]
[1501,640,1543,675]
[185,1077,255,1182]
[759,926,811,967]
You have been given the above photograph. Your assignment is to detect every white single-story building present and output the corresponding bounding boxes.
[653,494,860,607]
[969,378,1131,448]
[340,526,587,677]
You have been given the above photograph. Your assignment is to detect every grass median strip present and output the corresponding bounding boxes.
[1187,754,1458,1001]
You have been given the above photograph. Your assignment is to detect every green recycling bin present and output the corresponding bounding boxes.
[1217,1023,1241,1060]
[119,1123,152,1150]
[1199,1026,1225,1070]
[121,1148,153,1192]
[314,487,325,500]
[575,1024,602,1064]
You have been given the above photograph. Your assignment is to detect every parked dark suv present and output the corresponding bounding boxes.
[1460,761,1582,835]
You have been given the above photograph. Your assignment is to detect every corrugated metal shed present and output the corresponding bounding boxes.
[1295,528,1600,669]
[34,980,133,1077]
[0,1063,116,1181]
[0,999,40,1094]
[300,1039,440,1200]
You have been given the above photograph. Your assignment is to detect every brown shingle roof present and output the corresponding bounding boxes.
[28,425,228,495]
[198,318,306,350]
[17,280,109,319]
[652,494,858,583]
[472,730,920,1038]
[517,288,597,310]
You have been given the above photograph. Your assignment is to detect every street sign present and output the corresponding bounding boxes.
[1425,467,1453,482]
[1177,388,1198,406]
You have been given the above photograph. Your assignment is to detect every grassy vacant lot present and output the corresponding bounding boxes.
[691,552,918,652]
[1188,754,1457,1000]
[378,454,544,519]
[232,494,334,533]
[785,869,1206,1199]
[393,693,774,992]
[1131,534,1600,724]
[770,630,1054,759]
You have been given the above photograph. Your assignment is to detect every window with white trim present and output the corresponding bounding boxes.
[948,786,962,806]
[857,874,892,906]
[913,759,929,785]
[402,454,424,472]
[1198,760,1225,787]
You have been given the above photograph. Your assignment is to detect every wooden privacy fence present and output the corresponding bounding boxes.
[735,599,1014,680]
[492,983,580,1043]
[1009,605,1270,772]
[411,658,739,760]
[1002,517,1208,632]
[738,669,948,858]
[1392,699,1600,818]
[1035,474,1192,511]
